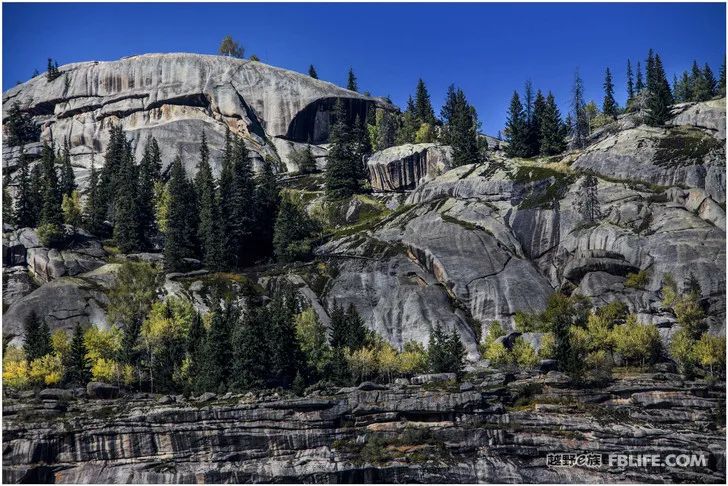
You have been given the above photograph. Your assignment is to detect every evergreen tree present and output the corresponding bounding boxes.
[98,125,127,221]
[689,60,709,101]
[573,175,602,223]
[441,86,480,166]
[252,159,280,260]
[673,71,692,103]
[635,61,644,92]
[325,99,359,199]
[164,157,192,271]
[539,92,567,156]
[396,106,419,145]
[65,324,91,386]
[4,102,39,147]
[218,35,244,58]
[351,115,371,181]
[22,311,52,361]
[39,142,62,227]
[59,138,75,197]
[329,302,368,351]
[29,164,44,224]
[113,138,140,253]
[530,90,547,156]
[703,64,717,98]
[626,59,635,103]
[602,68,618,119]
[194,132,217,262]
[427,324,447,372]
[505,91,528,157]
[266,285,304,388]
[137,137,161,243]
[198,303,237,393]
[3,182,12,227]
[445,330,466,378]
[273,199,319,262]
[83,158,106,235]
[226,137,256,267]
[308,65,318,79]
[413,78,436,125]
[719,58,726,97]
[646,53,673,126]
[571,70,589,148]
[231,305,270,390]
[291,146,318,174]
[347,68,358,92]
[523,80,539,156]
[14,150,37,228]
[376,110,397,150]
[185,312,206,387]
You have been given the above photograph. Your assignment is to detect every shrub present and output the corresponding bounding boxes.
[624,270,649,289]
[2,346,30,389]
[660,273,678,308]
[511,337,539,368]
[670,328,697,376]
[37,223,65,248]
[584,350,612,384]
[29,353,64,386]
[694,334,726,377]
[612,315,661,367]
[595,301,628,324]
[397,342,428,375]
[538,333,556,359]
[483,341,513,367]
[673,294,707,339]
[479,321,505,355]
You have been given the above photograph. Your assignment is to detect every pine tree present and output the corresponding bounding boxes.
[59,138,75,197]
[427,323,448,372]
[23,311,52,361]
[376,110,397,150]
[65,324,91,386]
[194,132,217,262]
[329,302,368,350]
[445,330,466,378]
[4,102,39,147]
[164,157,191,271]
[530,90,547,156]
[689,60,708,101]
[266,285,304,388]
[646,53,673,126]
[441,86,480,166]
[231,305,270,390]
[626,59,635,103]
[539,92,567,156]
[523,81,539,156]
[673,71,692,103]
[226,137,256,267]
[98,125,127,221]
[396,104,418,145]
[113,138,140,253]
[413,79,436,125]
[573,175,602,223]
[273,199,319,262]
[253,159,280,260]
[39,142,62,227]
[602,68,618,119]
[83,157,106,235]
[351,115,371,181]
[308,65,318,79]
[719,58,726,97]
[14,150,37,228]
[635,61,644,92]
[137,137,161,243]
[347,68,358,92]
[703,64,717,98]
[325,99,359,199]
[571,70,589,148]
[185,312,206,387]
[292,146,317,174]
[199,303,237,393]
[29,164,44,223]
[505,91,528,157]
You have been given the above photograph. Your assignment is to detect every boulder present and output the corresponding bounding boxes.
[357,381,388,391]
[38,388,72,401]
[367,143,451,192]
[86,382,120,399]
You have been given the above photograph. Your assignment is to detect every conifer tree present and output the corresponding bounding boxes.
[308,65,318,79]
[573,175,602,223]
[59,138,75,198]
[23,311,52,361]
[347,68,358,92]
[689,60,708,101]
[39,142,62,227]
[351,115,371,181]
[199,303,237,393]
[530,90,547,156]
[329,302,368,350]
[29,164,43,223]
[396,107,419,145]
[98,125,127,221]
[376,110,397,150]
[571,70,589,148]
[65,324,91,386]
[137,137,161,243]
[226,137,256,267]
[539,92,567,156]
[231,305,270,390]
[626,60,635,104]
[83,158,106,235]
[635,61,644,92]
[292,146,317,174]
[113,138,140,253]
[273,199,319,262]
[185,312,206,387]
[4,102,39,147]
[194,132,217,261]
[505,91,528,157]
[164,157,192,271]
[253,159,280,260]
[522,81,539,156]
[703,64,717,98]
[14,150,37,228]
[413,79,436,125]
[266,285,304,388]
[325,99,359,199]
[673,71,692,103]
[719,58,726,97]
[441,86,480,166]
[602,68,618,119]
[646,53,673,126]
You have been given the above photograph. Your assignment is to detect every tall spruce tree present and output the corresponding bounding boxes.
[441,86,480,166]
[194,132,217,262]
[39,142,62,227]
[376,110,397,150]
[23,311,52,361]
[65,324,91,386]
[673,71,692,103]
[253,159,280,260]
[531,90,547,156]
[14,150,37,228]
[137,136,161,243]
[719,58,726,97]
[347,68,358,92]
[523,81,539,156]
[113,138,141,253]
[626,60,635,104]
[231,305,270,390]
[351,115,371,181]
[59,138,75,198]
[308,65,318,79]
[83,157,106,235]
[703,64,717,99]
[690,60,709,101]
[266,285,304,388]
[413,79,436,125]
[505,91,528,157]
[325,99,359,199]
[164,157,192,271]
[635,61,644,92]
[539,92,567,156]
[571,70,589,148]
[198,303,237,392]
[573,175,602,223]
[646,53,673,126]
[273,199,319,263]
[226,137,256,267]
[602,68,618,119]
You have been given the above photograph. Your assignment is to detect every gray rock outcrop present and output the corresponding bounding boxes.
[368,143,451,192]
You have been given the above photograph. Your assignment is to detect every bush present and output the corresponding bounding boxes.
[624,270,649,289]
[670,328,698,377]
[479,321,505,355]
[694,334,726,377]
[511,337,539,368]
[29,354,64,386]
[584,350,612,384]
[483,341,513,367]
[612,315,661,367]
[2,346,30,389]
[673,294,707,339]
[660,273,678,308]
[538,333,556,359]
[37,223,65,248]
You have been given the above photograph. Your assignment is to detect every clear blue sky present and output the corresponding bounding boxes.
[3,2,725,134]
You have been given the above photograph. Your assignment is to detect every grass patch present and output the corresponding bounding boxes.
[333,427,452,466]
[653,127,723,168]
[440,213,478,230]
[624,270,649,289]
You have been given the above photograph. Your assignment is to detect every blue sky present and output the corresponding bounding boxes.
[3,2,725,134]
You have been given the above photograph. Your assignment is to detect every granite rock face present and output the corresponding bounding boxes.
[2,53,388,182]
[3,372,724,483]
[367,143,452,192]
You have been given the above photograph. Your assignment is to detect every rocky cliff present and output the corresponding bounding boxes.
[3,371,725,483]
[2,53,389,181]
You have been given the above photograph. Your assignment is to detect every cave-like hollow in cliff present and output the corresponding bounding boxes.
[285,96,373,144]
